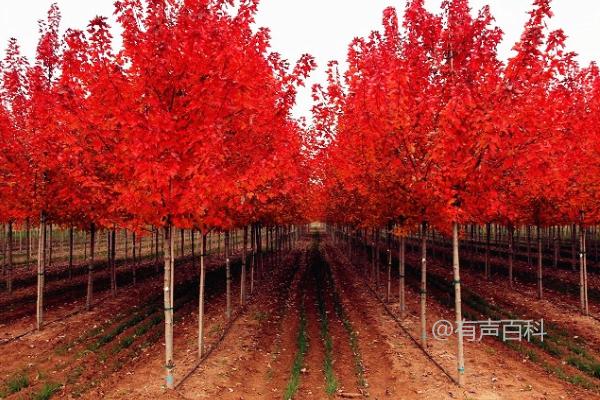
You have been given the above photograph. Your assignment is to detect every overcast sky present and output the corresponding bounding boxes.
[1,1,600,119]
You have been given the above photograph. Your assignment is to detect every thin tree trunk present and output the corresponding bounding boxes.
[240,226,247,306]
[579,220,589,315]
[111,228,117,296]
[198,232,207,358]
[225,231,232,319]
[7,222,13,294]
[163,224,175,389]
[386,242,392,303]
[508,226,514,288]
[155,227,160,271]
[399,235,406,319]
[48,224,53,267]
[107,231,112,287]
[370,230,375,281]
[485,222,491,279]
[527,226,532,265]
[132,232,137,286]
[68,226,74,280]
[420,222,428,347]
[553,227,559,268]
[571,224,577,272]
[26,218,31,268]
[452,222,465,386]
[86,224,96,311]
[36,213,47,330]
[251,224,255,294]
[191,230,195,269]
[180,229,185,258]
[375,229,380,288]
[537,226,543,300]
[584,231,589,315]
[258,226,264,279]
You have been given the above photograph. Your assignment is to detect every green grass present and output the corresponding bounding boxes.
[283,300,308,400]
[0,372,30,397]
[32,382,62,400]
[566,356,600,379]
[111,335,135,355]
[313,247,338,397]
[327,264,366,389]
[541,361,599,391]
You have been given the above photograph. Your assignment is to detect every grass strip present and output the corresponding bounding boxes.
[283,298,308,400]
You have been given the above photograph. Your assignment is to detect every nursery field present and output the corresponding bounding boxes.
[2,227,600,399]
[1,0,600,398]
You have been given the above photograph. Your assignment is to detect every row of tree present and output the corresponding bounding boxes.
[313,0,600,386]
[0,0,314,388]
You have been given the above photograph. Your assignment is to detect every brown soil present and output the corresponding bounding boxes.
[3,233,600,400]
[330,239,598,400]
[175,245,305,399]
[0,252,239,399]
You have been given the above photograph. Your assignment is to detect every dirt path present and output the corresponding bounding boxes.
[324,242,455,399]
[175,247,304,399]
[320,270,361,396]
[295,248,328,399]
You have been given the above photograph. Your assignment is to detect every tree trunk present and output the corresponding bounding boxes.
[86,224,96,311]
[485,222,491,279]
[553,227,559,268]
[198,232,207,358]
[163,224,175,389]
[527,226,532,265]
[251,224,256,294]
[48,224,53,267]
[508,226,514,288]
[7,222,13,294]
[258,225,263,279]
[155,227,160,271]
[370,230,375,281]
[579,221,589,315]
[452,222,465,386]
[36,213,47,330]
[399,235,406,319]
[225,231,232,319]
[111,228,117,296]
[138,235,142,266]
[132,232,137,286]
[107,231,112,288]
[180,229,185,258]
[240,226,248,306]
[420,222,428,347]
[375,230,380,289]
[537,226,543,300]
[26,218,31,268]
[571,224,577,272]
[191,230,195,269]
[68,227,74,280]
[386,245,391,303]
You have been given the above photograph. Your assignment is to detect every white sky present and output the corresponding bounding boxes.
[1,1,600,119]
